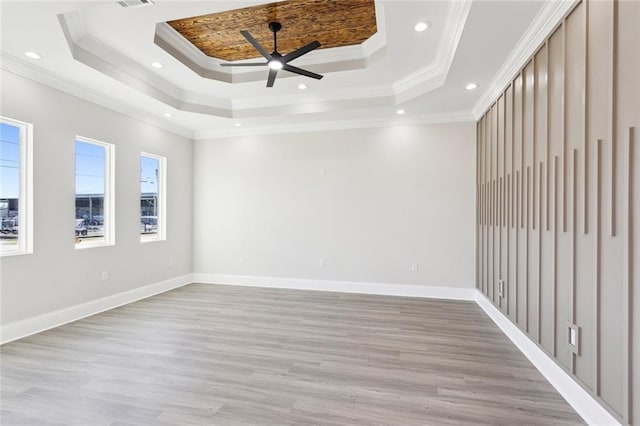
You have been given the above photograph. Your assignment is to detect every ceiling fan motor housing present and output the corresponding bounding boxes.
[268,22,282,33]
[219,21,323,87]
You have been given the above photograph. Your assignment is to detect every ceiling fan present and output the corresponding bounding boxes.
[220,22,323,87]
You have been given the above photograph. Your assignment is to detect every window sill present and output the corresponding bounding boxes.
[75,241,114,250]
[140,235,165,244]
[0,248,33,257]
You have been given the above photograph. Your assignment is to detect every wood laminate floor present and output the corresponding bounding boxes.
[1,284,584,425]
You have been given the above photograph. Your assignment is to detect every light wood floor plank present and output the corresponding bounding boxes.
[0,283,584,425]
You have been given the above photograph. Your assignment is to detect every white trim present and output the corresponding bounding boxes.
[0,271,619,424]
[393,0,472,104]
[193,111,475,141]
[0,116,33,257]
[192,273,477,301]
[193,273,617,424]
[74,136,115,249]
[54,2,464,123]
[472,0,578,120]
[0,54,194,140]
[0,274,192,345]
[475,292,621,426]
[139,152,166,242]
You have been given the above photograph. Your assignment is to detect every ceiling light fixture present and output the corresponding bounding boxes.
[151,62,164,69]
[234,122,242,127]
[396,109,406,115]
[268,59,283,70]
[465,82,478,90]
[163,112,173,118]
[414,22,430,32]
[220,22,323,87]
[298,83,308,90]
[24,51,41,59]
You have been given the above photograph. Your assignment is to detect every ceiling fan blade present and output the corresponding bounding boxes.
[282,64,323,80]
[266,68,278,87]
[220,62,267,67]
[240,30,272,60]
[283,40,321,63]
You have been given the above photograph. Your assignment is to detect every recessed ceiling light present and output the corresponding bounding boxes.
[396,109,406,115]
[414,22,430,32]
[24,51,41,59]
[151,62,164,69]
[298,83,308,90]
[465,82,478,90]
[163,112,173,118]
[234,122,242,127]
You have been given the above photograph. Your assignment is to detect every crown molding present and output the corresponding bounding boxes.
[153,2,388,85]
[5,1,480,138]
[1,50,473,142]
[231,83,393,111]
[471,0,579,120]
[392,0,472,104]
[193,110,474,141]
[56,1,467,120]
[0,52,194,140]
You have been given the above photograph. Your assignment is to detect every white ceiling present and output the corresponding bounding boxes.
[0,0,576,140]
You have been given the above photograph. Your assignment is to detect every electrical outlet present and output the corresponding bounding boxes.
[239,256,245,265]
[101,271,109,281]
[568,323,580,355]
[320,258,326,268]
[169,258,174,268]
[410,263,419,272]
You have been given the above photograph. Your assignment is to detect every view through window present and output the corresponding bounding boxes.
[140,153,164,241]
[0,121,21,253]
[75,138,111,246]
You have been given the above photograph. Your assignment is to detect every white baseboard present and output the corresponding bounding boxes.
[1,271,617,426]
[475,292,620,426]
[192,273,477,301]
[0,274,192,345]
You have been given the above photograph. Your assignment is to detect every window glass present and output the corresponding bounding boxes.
[75,138,113,247]
[140,153,165,241]
[0,118,32,255]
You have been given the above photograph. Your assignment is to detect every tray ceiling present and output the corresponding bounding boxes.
[0,0,568,139]
[167,0,377,61]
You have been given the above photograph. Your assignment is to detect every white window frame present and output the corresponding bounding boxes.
[75,136,115,249]
[0,116,33,257]
[140,152,166,243]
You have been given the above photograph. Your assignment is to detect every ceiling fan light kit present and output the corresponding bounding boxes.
[220,21,323,87]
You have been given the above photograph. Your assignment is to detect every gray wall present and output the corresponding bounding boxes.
[193,123,476,288]
[476,0,639,424]
[0,70,193,324]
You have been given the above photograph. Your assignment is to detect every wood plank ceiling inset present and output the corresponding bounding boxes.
[166,0,377,61]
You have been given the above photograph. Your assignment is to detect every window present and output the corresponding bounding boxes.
[0,117,33,256]
[140,153,166,242]
[75,137,114,248]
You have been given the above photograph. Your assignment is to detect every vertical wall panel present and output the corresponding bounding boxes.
[514,74,526,328]
[564,0,587,380]
[534,45,548,345]
[477,122,481,291]
[524,60,538,337]
[498,95,508,314]
[475,0,639,423]
[552,18,573,370]
[615,2,639,424]
[495,102,499,306]
[599,0,623,413]
[575,0,612,392]
[506,85,516,321]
